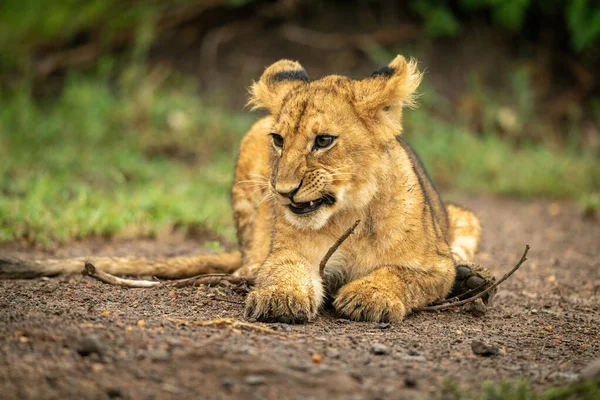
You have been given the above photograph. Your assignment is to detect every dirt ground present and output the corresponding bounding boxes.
[1,194,599,400]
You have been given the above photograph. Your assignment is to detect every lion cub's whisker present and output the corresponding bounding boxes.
[235,179,270,186]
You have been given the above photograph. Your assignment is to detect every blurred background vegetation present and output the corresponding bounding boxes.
[0,0,599,247]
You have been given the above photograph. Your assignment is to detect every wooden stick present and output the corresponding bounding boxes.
[170,273,253,287]
[417,244,530,312]
[319,220,361,275]
[429,280,489,306]
[163,316,304,337]
[83,263,253,288]
[83,262,161,288]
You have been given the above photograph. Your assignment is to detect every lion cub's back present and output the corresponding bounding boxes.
[395,136,449,238]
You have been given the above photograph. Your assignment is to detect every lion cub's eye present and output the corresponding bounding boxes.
[270,133,284,149]
[313,135,336,150]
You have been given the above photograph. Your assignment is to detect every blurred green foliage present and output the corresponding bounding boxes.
[0,63,253,246]
[442,378,600,400]
[1,0,599,74]
[567,0,600,51]
[412,0,600,51]
[0,0,239,72]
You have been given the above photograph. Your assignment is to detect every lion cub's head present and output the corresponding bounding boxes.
[249,55,423,230]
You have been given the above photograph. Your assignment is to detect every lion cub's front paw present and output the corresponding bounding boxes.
[245,285,318,324]
[333,279,407,323]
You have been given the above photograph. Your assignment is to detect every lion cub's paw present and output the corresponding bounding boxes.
[333,279,407,323]
[449,262,496,305]
[245,285,317,324]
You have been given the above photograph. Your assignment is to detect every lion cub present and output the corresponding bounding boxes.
[232,55,482,323]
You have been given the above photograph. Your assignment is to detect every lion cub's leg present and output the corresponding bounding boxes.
[445,204,496,303]
[333,257,455,323]
[244,250,324,323]
[231,118,273,278]
[446,204,481,263]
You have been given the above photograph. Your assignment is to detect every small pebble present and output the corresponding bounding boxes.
[148,349,170,362]
[400,355,426,362]
[469,298,487,317]
[377,323,391,330]
[239,345,256,355]
[220,377,235,388]
[371,343,391,355]
[471,340,499,357]
[77,335,105,357]
[327,349,341,359]
[106,388,122,398]
[245,375,266,385]
[350,371,363,382]
[404,376,418,388]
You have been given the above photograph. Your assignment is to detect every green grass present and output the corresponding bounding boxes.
[1,66,598,246]
[0,68,253,246]
[442,378,600,400]
[405,111,600,199]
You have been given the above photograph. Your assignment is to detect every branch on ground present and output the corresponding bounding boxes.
[416,244,530,312]
[82,262,254,288]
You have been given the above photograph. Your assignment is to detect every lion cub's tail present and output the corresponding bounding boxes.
[0,252,242,279]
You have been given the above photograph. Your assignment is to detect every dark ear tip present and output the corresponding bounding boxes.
[270,69,310,83]
[370,66,396,79]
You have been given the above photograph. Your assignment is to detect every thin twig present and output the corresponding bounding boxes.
[164,316,304,337]
[170,273,253,287]
[83,262,161,288]
[209,296,245,305]
[83,263,253,288]
[320,220,361,275]
[417,244,530,312]
[429,280,489,306]
[153,276,172,292]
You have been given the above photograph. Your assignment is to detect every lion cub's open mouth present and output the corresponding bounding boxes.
[288,195,335,215]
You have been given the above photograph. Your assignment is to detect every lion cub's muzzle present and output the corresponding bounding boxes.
[288,194,335,215]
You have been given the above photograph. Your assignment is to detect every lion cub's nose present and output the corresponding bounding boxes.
[276,181,302,199]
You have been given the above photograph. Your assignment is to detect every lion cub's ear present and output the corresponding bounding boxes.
[248,60,309,114]
[354,55,423,119]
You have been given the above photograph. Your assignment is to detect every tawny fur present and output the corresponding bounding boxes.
[0,55,482,324]
[235,55,481,323]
